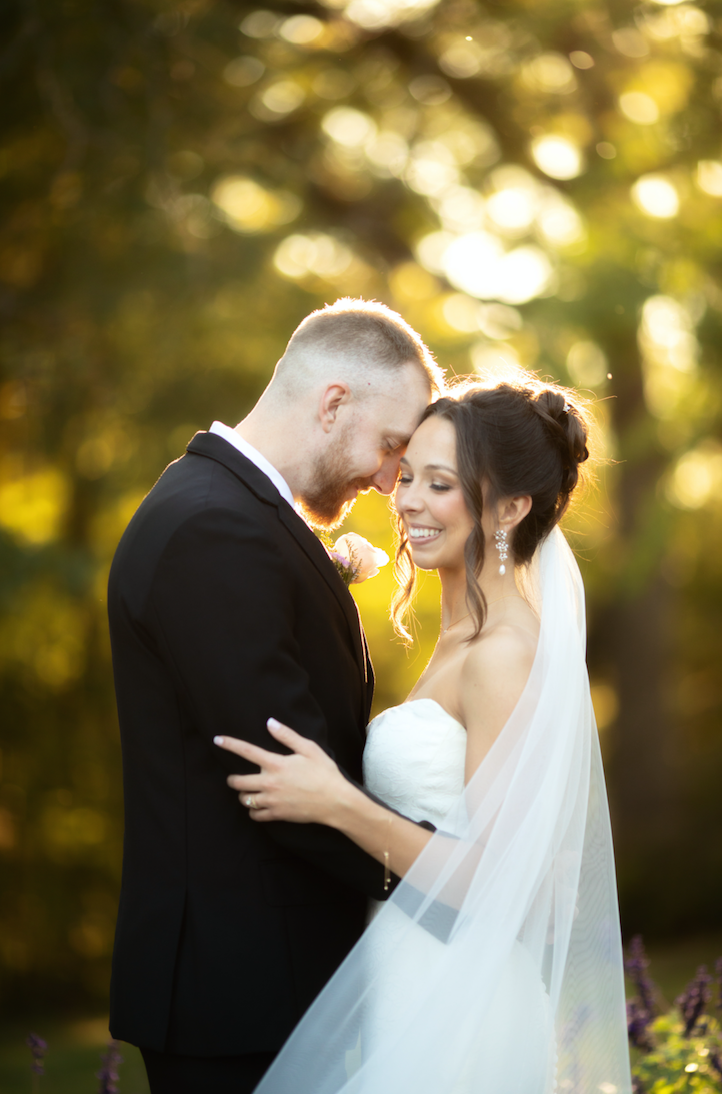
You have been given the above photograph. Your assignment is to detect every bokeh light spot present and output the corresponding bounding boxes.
[0,466,69,545]
[567,341,609,387]
[497,247,554,304]
[477,303,522,339]
[239,10,280,37]
[536,194,585,249]
[667,443,722,510]
[322,107,377,148]
[640,295,699,418]
[443,232,504,299]
[389,262,439,302]
[211,176,301,233]
[343,0,440,30]
[696,161,722,197]
[612,28,650,58]
[443,234,553,304]
[415,230,457,275]
[279,15,324,44]
[405,141,459,197]
[442,293,482,333]
[273,233,354,280]
[487,188,536,233]
[631,176,679,218]
[438,39,482,79]
[365,131,408,177]
[408,75,451,105]
[620,92,659,125]
[470,343,522,376]
[434,186,486,232]
[642,296,697,369]
[223,56,265,87]
[522,53,577,94]
[255,80,305,118]
[531,136,584,180]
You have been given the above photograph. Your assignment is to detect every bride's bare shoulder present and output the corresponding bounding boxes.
[460,618,538,703]
[456,620,538,770]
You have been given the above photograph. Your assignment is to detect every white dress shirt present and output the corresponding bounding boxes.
[208,421,295,509]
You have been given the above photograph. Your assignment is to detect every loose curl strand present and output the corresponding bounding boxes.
[390,512,416,643]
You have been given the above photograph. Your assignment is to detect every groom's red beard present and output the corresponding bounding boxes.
[298,440,372,531]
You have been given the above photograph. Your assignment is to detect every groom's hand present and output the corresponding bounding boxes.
[215,719,347,826]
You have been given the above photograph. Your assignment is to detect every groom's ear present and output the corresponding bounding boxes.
[318,382,351,432]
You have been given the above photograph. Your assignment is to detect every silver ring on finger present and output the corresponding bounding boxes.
[244,794,259,810]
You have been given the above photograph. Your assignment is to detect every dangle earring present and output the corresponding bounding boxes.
[493,528,509,575]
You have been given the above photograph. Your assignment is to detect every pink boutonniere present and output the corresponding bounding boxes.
[329,533,390,586]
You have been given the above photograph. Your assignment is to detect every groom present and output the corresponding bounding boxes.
[107,299,441,1094]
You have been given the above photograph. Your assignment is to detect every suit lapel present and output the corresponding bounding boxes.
[277,506,369,687]
[186,432,370,689]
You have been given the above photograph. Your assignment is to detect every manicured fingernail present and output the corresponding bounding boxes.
[267,718,281,730]
[213,736,223,745]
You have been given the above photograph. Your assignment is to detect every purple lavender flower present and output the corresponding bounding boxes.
[710,1049,722,1081]
[96,1039,123,1094]
[715,957,722,1010]
[625,935,657,1016]
[676,965,712,1037]
[624,936,657,1047]
[329,551,357,587]
[627,998,654,1050]
[26,1033,47,1076]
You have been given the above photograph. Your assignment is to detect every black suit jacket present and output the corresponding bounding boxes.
[107,432,392,1055]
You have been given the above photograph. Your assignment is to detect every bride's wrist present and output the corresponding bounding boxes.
[320,773,362,830]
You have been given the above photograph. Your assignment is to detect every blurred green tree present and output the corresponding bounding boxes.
[1,0,721,1013]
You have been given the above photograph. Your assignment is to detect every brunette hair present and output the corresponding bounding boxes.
[391,378,591,640]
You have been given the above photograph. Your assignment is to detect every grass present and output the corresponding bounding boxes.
[1,932,721,1092]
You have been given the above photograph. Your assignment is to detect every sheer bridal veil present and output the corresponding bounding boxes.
[254,527,632,1094]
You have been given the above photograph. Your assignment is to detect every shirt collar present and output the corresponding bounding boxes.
[208,421,295,509]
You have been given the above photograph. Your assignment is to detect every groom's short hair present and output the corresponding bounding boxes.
[274,298,444,397]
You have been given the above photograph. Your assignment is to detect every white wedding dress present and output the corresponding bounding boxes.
[361,698,555,1094]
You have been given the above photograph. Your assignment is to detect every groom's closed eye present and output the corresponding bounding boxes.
[383,434,411,455]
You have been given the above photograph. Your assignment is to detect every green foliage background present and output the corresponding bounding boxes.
[1,0,721,1016]
[634,1011,722,1094]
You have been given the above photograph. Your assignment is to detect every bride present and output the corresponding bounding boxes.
[216,378,632,1094]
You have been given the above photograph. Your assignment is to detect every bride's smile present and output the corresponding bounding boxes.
[395,415,474,573]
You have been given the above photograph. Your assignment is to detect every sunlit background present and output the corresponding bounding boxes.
[1,0,722,1071]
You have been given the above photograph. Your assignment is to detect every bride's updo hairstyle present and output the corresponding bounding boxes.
[391,378,591,640]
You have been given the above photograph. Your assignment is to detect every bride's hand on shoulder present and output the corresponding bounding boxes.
[214,719,346,824]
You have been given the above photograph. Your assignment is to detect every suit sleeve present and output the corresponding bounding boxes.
[148,504,399,899]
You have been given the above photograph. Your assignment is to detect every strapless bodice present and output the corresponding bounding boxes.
[363,698,467,829]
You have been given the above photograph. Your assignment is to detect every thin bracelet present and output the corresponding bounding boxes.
[383,814,394,892]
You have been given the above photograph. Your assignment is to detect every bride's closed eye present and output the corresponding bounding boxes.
[396,475,452,492]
